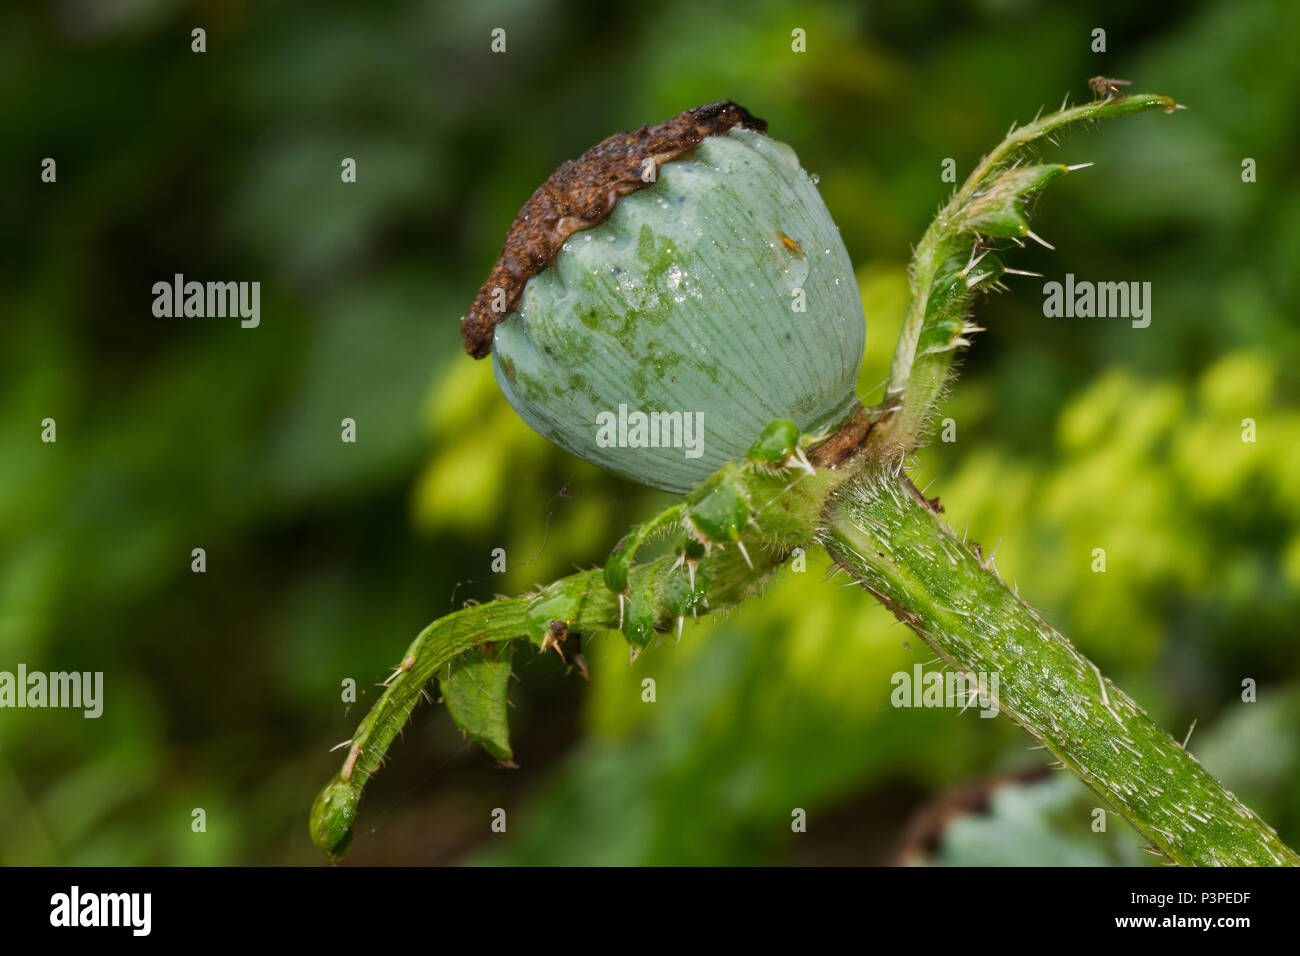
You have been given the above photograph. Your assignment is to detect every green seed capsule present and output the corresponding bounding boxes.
[474,106,865,493]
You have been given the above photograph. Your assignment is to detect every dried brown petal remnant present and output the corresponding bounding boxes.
[460,100,768,358]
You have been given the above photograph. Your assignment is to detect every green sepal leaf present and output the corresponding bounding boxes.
[604,504,685,594]
[881,94,1181,451]
[688,481,750,542]
[957,164,1068,238]
[440,641,516,761]
[621,566,659,648]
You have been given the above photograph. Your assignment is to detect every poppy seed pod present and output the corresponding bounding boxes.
[461,101,865,493]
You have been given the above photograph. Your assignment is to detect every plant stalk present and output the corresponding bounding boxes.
[821,467,1299,866]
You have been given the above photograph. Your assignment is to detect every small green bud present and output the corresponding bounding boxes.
[309,775,359,861]
[747,418,801,464]
[688,480,750,545]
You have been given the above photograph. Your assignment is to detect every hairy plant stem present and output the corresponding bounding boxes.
[310,533,802,860]
[313,446,1300,865]
[821,467,1300,866]
[877,93,1179,453]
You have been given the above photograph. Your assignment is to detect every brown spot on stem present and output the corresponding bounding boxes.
[900,472,944,515]
[341,743,361,783]
[808,406,875,470]
[460,100,768,358]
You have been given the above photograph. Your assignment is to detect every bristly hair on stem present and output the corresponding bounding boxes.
[869,92,1181,459]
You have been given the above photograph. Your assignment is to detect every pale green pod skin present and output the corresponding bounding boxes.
[491,128,866,493]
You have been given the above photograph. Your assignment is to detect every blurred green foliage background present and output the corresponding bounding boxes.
[2,0,1298,865]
